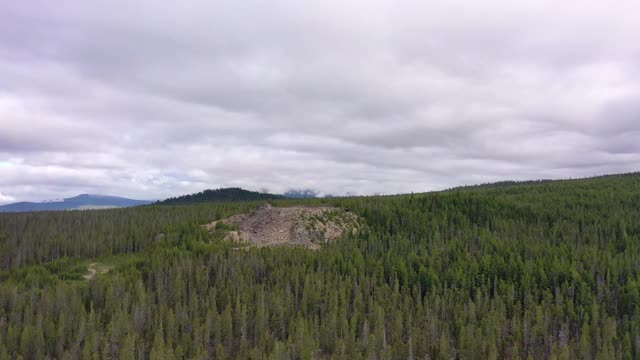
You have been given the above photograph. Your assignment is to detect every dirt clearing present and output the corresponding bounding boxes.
[83,262,113,280]
[204,204,359,249]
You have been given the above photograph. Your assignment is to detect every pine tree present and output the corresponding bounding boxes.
[438,331,450,360]
[120,333,136,360]
[221,306,233,349]
[270,341,288,360]
[0,345,10,360]
[579,317,592,360]
[150,325,166,360]
[19,326,32,359]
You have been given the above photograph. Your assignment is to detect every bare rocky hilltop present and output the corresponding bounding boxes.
[204,203,359,249]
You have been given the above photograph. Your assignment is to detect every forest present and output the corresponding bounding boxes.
[0,173,639,359]
[157,188,284,206]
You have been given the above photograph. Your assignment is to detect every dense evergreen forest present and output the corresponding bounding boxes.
[157,188,284,206]
[1,173,639,359]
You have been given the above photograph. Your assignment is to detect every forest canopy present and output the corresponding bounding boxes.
[0,173,639,359]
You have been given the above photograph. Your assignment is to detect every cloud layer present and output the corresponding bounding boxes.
[1,0,640,203]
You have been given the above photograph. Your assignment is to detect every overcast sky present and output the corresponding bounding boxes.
[1,0,639,203]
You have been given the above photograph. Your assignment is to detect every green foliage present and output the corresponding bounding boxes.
[0,173,639,359]
[215,221,239,231]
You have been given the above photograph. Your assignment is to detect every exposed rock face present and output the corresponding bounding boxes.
[204,204,359,249]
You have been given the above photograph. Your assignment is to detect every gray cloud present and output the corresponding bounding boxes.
[1,0,640,204]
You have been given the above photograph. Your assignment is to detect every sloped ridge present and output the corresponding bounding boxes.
[158,188,284,205]
[204,203,359,249]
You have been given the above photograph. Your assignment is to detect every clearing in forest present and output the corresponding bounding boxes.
[83,262,113,280]
[203,203,359,249]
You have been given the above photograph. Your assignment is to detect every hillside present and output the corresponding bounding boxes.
[0,194,152,212]
[446,171,640,192]
[0,173,639,359]
[157,187,285,205]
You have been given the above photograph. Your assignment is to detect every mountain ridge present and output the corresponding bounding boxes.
[0,194,152,212]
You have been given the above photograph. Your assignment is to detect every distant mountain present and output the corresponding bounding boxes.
[157,187,285,205]
[0,194,152,213]
[283,189,319,198]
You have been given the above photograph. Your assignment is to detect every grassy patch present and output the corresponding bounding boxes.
[0,254,143,288]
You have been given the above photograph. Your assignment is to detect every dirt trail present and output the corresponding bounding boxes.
[83,267,97,280]
[204,204,359,249]
[83,262,113,280]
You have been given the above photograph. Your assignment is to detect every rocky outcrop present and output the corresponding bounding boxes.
[204,204,359,249]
